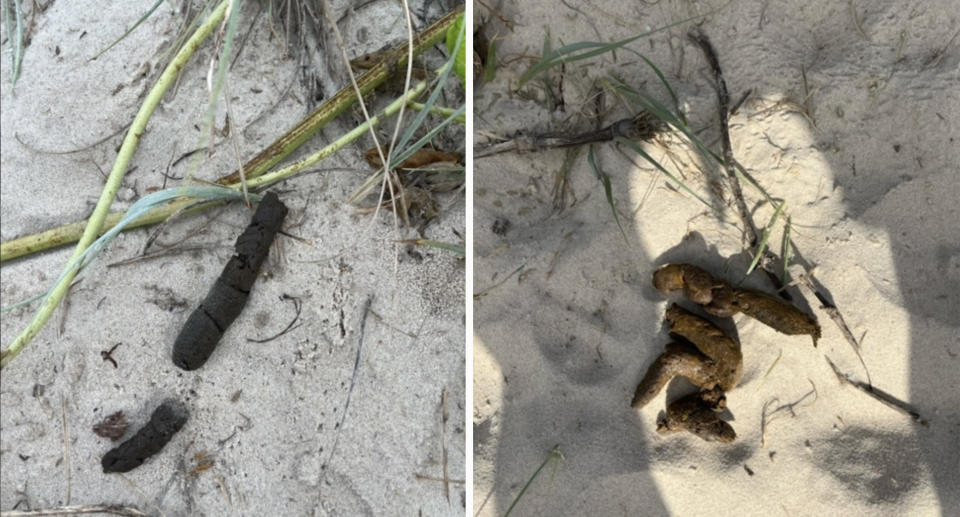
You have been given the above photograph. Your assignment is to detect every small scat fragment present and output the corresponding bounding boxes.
[93,411,129,441]
[101,400,188,473]
[634,305,741,442]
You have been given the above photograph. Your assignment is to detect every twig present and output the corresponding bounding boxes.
[320,295,374,484]
[848,0,869,41]
[797,272,870,382]
[105,246,214,268]
[688,29,758,244]
[441,387,450,503]
[760,380,817,447]
[824,356,927,426]
[368,309,418,339]
[100,343,122,369]
[60,396,71,505]
[688,29,791,297]
[0,505,153,517]
[475,112,661,158]
[473,264,526,300]
[414,474,465,484]
[246,294,302,343]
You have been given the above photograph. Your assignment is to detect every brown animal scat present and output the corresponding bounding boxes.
[664,304,742,392]
[733,290,822,345]
[653,264,716,304]
[657,391,736,443]
[653,263,821,345]
[632,341,723,409]
[654,263,736,312]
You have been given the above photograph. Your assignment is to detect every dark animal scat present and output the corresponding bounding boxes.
[172,192,288,370]
[101,400,188,473]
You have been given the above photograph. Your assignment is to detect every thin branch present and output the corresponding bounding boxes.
[760,380,817,447]
[0,504,153,517]
[320,295,374,485]
[246,294,302,343]
[824,356,927,426]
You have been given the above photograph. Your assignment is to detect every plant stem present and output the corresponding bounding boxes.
[213,6,462,186]
[503,445,564,516]
[1,0,231,368]
[0,5,464,263]
[245,82,429,189]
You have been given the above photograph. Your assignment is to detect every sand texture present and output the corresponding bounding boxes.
[1,1,464,515]
[474,1,958,515]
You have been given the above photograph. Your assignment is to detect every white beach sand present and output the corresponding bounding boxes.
[1,1,464,515]
[473,1,958,515]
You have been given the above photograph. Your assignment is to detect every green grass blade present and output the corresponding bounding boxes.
[483,37,499,83]
[444,13,466,86]
[89,0,165,61]
[405,102,466,123]
[587,144,629,244]
[393,15,465,157]
[518,6,727,86]
[389,104,465,168]
[1,0,231,369]
[3,0,24,87]
[781,215,792,284]
[615,136,713,209]
[2,186,249,314]
[633,52,684,124]
[503,446,565,517]
[203,0,243,141]
[745,201,786,276]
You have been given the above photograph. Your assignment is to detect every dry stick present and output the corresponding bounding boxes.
[0,505,152,517]
[105,246,214,268]
[760,380,817,447]
[688,29,797,305]
[824,356,928,426]
[441,386,450,503]
[245,294,302,343]
[475,113,661,158]
[415,474,465,484]
[320,295,374,486]
[693,32,873,375]
[473,264,526,300]
[60,396,71,505]
[797,273,872,384]
[688,30,759,244]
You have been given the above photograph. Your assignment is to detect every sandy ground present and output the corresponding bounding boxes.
[474,1,958,516]
[1,1,464,515]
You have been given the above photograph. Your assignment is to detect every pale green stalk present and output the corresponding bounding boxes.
[244,81,429,190]
[1,0,230,369]
[745,201,787,277]
[406,102,465,123]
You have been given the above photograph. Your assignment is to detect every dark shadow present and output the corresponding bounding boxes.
[474,195,669,514]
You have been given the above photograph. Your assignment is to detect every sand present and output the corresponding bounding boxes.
[473,1,958,516]
[1,1,464,515]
